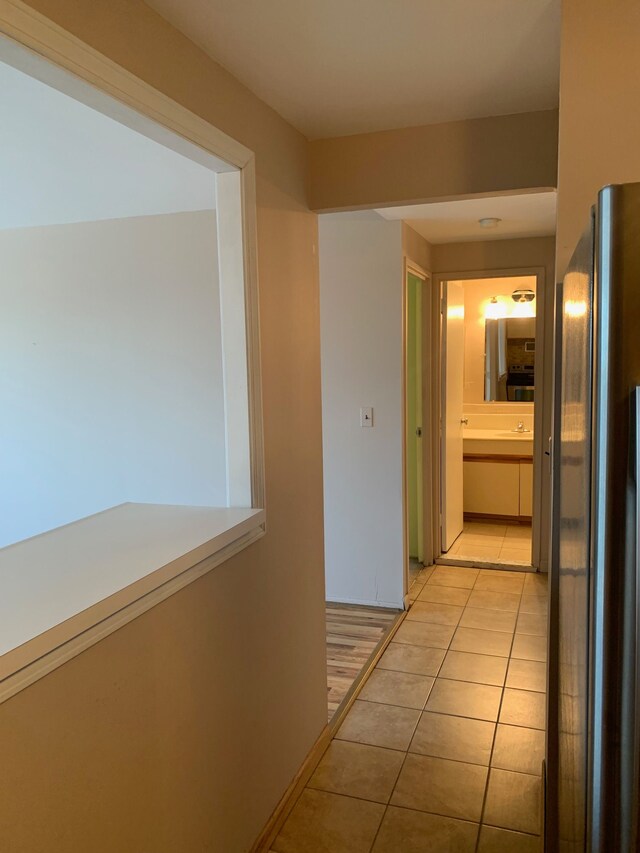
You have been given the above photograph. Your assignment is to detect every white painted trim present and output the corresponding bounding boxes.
[401,258,410,599]
[0,518,265,707]
[327,597,404,610]
[240,158,266,510]
[0,0,251,169]
[406,259,430,281]
[402,257,436,603]
[216,171,252,506]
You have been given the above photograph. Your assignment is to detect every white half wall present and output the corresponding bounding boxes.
[319,214,404,608]
[0,210,226,547]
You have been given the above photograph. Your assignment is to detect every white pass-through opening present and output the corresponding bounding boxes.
[0,15,265,694]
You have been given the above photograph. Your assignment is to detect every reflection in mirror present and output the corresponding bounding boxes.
[484,317,535,401]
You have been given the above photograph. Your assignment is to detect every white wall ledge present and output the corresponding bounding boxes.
[0,503,265,702]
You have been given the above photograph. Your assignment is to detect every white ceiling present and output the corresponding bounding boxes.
[0,59,216,231]
[376,191,557,244]
[146,0,561,139]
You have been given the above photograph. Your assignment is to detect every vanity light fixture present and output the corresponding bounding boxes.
[512,288,536,318]
[511,288,536,303]
[478,217,502,229]
[485,296,507,320]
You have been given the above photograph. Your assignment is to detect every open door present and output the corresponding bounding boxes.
[441,281,465,551]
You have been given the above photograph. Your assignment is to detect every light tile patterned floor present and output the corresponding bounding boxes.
[446,522,532,565]
[274,565,547,853]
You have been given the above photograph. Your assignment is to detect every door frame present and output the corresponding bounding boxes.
[432,266,547,570]
[402,257,435,604]
[440,280,466,553]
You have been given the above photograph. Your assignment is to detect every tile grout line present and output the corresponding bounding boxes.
[405,565,514,842]
[334,570,546,850]
[277,566,546,851]
[355,563,445,853]
[366,803,387,851]
[380,800,541,835]
[369,581,469,850]
[450,524,532,566]
[473,569,528,852]
[466,566,507,850]
[346,696,543,731]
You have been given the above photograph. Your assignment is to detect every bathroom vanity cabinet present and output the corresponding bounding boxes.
[463,455,533,521]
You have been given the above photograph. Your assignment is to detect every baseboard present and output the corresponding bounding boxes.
[325,596,404,610]
[250,723,333,853]
[464,512,532,524]
[250,608,406,852]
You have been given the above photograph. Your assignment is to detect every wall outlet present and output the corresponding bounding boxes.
[360,406,373,427]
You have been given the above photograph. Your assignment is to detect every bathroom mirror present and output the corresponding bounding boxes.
[484,317,535,402]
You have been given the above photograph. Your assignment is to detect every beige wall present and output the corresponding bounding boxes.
[0,2,327,852]
[556,0,640,275]
[433,236,555,573]
[309,110,559,212]
[403,222,432,271]
[432,237,554,278]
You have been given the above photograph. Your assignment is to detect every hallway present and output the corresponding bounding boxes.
[273,565,546,852]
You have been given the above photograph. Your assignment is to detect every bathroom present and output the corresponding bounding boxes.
[440,274,538,569]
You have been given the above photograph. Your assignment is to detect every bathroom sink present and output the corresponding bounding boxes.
[463,428,534,440]
[462,427,534,456]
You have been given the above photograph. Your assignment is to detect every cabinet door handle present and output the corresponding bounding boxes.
[460,418,469,425]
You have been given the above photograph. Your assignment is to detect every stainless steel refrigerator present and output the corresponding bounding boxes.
[548,182,640,851]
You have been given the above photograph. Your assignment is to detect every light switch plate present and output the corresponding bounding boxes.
[360,406,373,427]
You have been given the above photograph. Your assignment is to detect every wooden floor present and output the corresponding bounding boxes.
[326,602,399,721]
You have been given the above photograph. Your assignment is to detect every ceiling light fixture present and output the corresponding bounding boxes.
[478,217,501,229]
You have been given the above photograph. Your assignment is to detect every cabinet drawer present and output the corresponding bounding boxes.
[463,460,520,516]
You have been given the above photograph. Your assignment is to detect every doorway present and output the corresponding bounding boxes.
[404,264,435,592]
[437,272,543,570]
